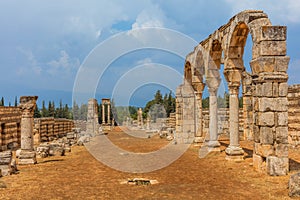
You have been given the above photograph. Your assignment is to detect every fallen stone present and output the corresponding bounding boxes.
[289,172,300,197]
[266,156,289,176]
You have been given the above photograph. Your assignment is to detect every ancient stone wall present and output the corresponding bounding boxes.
[288,84,300,146]
[34,118,74,144]
[166,113,176,129]
[74,120,87,131]
[202,108,244,137]
[0,106,22,151]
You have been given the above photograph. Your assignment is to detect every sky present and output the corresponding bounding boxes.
[0,0,299,107]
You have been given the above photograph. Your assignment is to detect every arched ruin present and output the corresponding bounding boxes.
[176,10,289,175]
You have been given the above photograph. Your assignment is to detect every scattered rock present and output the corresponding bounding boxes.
[289,172,300,197]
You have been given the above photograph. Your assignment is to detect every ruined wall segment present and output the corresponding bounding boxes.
[0,106,21,151]
[176,10,289,175]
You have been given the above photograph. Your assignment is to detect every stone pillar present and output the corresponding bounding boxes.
[102,104,105,124]
[107,104,111,125]
[86,98,99,135]
[225,86,244,161]
[207,88,220,150]
[0,124,2,150]
[249,26,289,176]
[18,96,38,165]
[137,108,143,128]
[193,82,205,143]
[146,116,150,130]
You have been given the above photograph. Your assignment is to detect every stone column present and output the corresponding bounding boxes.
[87,98,99,135]
[102,104,105,124]
[0,124,2,150]
[18,96,38,165]
[207,88,220,150]
[194,91,203,143]
[225,86,244,161]
[107,104,111,125]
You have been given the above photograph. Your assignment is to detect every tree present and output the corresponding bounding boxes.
[14,96,18,107]
[154,90,163,104]
[41,100,48,117]
[34,106,41,118]
[55,99,63,118]
[48,101,55,117]
[79,103,88,120]
[72,101,80,120]
[239,96,243,108]
[202,96,209,108]
[165,91,175,117]
[0,97,4,106]
[63,104,70,119]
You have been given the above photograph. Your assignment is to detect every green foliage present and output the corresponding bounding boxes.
[34,106,41,118]
[0,97,4,106]
[14,96,18,107]
[41,100,48,117]
[239,96,243,108]
[144,90,176,118]
[217,92,229,108]
[202,97,209,108]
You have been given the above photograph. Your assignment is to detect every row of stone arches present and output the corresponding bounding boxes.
[176,10,289,175]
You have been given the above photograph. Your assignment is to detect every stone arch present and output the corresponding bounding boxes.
[176,10,290,175]
[184,61,192,84]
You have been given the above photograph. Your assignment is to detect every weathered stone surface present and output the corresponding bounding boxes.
[277,112,288,126]
[259,127,274,144]
[279,83,288,97]
[259,41,286,56]
[274,143,288,157]
[258,112,274,126]
[289,173,300,197]
[266,156,289,176]
[275,56,289,72]
[178,10,289,176]
[250,57,275,74]
[275,127,288,144]
[258,97,288,112]
[254,143,274,157]
[253,153,265,172]
[260,26,286,41]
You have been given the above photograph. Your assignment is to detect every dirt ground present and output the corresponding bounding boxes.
[0,127,299,200]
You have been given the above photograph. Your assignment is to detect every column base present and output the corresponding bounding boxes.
[225,146,244,161]
[207,140,221,152]
[18,151,37,165]
[194,136,204,143]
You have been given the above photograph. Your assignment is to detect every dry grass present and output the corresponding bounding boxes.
[0,128,298,199]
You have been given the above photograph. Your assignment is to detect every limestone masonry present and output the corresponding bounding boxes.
[176,10,289,175]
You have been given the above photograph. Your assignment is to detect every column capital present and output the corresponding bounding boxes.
[208,88,218,96]
[19,96,38,117]
[228,85,239,95]
[192,82,205,92]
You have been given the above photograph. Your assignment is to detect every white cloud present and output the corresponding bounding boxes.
[136,58,153,65]
[16,47,41,75]
[47,50,80,76]
[132,9,164,29]
[225,0,300,24]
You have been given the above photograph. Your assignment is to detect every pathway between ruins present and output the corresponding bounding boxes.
[0,128,297,199]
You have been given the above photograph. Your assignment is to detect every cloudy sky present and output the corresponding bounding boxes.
[0,0,299,107]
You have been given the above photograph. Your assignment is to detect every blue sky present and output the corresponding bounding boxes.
[0,0,299,107]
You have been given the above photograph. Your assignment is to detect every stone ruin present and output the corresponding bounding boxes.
[0,96,76,176]
[101,98,112,131]
[86,98,100,135]
[176,10,289,175]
